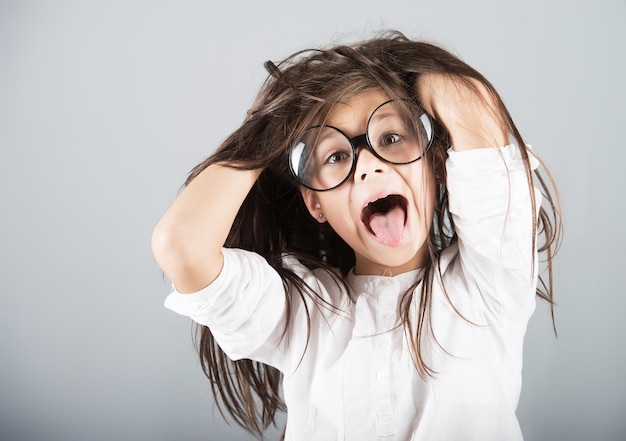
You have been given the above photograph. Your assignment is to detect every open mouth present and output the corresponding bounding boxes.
[361,195,408,247]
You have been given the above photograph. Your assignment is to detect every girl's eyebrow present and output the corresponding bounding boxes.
[314,130,339,143]
[371,112,397,121]
[369,112,405,127]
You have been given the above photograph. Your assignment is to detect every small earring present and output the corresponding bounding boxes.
[318,212,324,219]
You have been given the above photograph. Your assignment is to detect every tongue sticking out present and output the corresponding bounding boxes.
[368,205,406,247]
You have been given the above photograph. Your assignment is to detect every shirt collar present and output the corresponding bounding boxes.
[346,267,424,298]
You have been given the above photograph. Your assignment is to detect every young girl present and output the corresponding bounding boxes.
[152,31,560,440]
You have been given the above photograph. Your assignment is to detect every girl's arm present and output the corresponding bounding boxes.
[416,73,508,150]
[417,73,540,320]
[151,164,262,293]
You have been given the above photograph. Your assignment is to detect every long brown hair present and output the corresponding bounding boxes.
[185,30,561,437]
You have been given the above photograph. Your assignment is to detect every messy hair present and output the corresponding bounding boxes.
[184,30,561,437]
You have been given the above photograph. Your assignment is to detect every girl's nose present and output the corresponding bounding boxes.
[354,147,388,182]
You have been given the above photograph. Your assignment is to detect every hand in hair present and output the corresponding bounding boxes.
[416,73,508,150]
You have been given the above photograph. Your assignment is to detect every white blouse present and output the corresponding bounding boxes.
[165,145,541,440]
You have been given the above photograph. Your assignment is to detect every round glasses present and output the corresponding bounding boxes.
[289,99,433,191]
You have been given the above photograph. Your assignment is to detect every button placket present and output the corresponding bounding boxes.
[370,278,398,437]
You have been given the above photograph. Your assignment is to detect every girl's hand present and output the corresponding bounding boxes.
[416,73,508,150]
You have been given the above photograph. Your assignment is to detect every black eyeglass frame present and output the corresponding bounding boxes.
[289,99,434,192]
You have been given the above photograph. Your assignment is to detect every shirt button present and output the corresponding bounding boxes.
[377,341,389,349]
[376,371,386,381]
[383,312,395,324]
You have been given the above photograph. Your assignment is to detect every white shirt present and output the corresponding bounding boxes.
[165,145,540,440]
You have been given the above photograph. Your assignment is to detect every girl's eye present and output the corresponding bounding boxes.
[325,151,350,165]
[380,132,402,145]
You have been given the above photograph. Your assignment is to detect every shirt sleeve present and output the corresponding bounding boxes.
[445,144,541,322]
[164,248,287,368]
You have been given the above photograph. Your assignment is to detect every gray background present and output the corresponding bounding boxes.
[1,0,624,440]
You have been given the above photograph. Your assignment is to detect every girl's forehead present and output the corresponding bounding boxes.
[326,90,390,132]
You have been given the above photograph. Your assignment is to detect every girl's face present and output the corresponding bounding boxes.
[301,90,436,276]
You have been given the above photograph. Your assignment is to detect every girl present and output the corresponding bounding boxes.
[152,31,560,440]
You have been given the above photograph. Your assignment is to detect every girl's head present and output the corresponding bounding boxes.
[189,31,472,273]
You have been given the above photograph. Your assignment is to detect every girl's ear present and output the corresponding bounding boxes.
[300,188,326,223]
